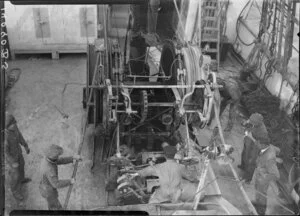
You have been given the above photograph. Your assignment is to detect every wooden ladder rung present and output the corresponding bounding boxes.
[203,6,217,9]
[203,17,217,21]
[203,27,219,31]
[205,48,218,53]
[202,38,219,42]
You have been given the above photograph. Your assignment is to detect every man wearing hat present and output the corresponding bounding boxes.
[4,112,31,200]
[39,144,81,210]
[137,145,198,204]
[252,141,281,215]
[238,113,270,182]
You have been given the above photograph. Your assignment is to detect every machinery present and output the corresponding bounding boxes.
[84,0,220,166]
[82,1,254,215]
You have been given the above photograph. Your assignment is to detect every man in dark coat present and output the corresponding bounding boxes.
[39,144,81,210]
[252,142,281,215]
[4,113,31,200]
[238,113,270,182]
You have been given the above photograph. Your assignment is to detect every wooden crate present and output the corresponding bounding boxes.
[10,48,87,60]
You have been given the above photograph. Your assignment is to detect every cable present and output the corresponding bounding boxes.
[234,0,253,46]
[172,0,186,44]
[62,82,85,94]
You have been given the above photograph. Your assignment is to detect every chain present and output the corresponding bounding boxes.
[139,90,148,123]
[269,0,278,57]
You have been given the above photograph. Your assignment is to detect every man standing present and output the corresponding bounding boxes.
[238,113,270,182]
[39,144,81,210]
[137,145,198,204]
[4,113,31,200]
[252,142,281,215]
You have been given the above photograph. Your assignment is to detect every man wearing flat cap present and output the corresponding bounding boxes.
[4,112,31,200]
[39,144,81,210]
[238,113,270,182]
[137,145,198,204]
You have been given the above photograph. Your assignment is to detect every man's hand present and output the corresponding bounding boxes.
[70,178,76,184]
[241,119,248,126]
[276,157,283,163]
[25,147,30,154]
[245,131,256,143]
[73,154,82,161]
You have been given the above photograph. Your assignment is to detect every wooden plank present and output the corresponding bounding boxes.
[11,49,87,53]
[206,48,218,53]
[204,17,217,21]
[11,48,87,59]
[204,6,217,9]
[202,38,218,42]
[203,27,219,31]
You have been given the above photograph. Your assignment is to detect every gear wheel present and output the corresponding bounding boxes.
[139,90,148,123]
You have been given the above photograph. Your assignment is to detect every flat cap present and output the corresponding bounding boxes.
[249,113,264,126]
[45,144,63,160]
[163,145,177,159]
[161,142,170,149]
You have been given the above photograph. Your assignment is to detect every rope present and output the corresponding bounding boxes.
[172,0,186,44]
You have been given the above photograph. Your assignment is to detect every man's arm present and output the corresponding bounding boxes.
[4,139,17,166]
[46,172,72,188]
[137,165,156,177]
[273,145,280,156]
[265,157,280,179]
[16,125,29,150]
[56,156,74,165]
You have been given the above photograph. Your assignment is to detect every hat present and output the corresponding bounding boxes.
[161,142,169,149]
[163,145,177,159]
[45,144,64,160]
[249,113,264,126]
[5,113,16,128]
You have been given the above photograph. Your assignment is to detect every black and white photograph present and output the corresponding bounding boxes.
[0,0,299,215]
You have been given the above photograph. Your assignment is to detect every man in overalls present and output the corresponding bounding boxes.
[39,144,81,210]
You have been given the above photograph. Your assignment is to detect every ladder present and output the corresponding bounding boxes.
[201,0,221,72]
